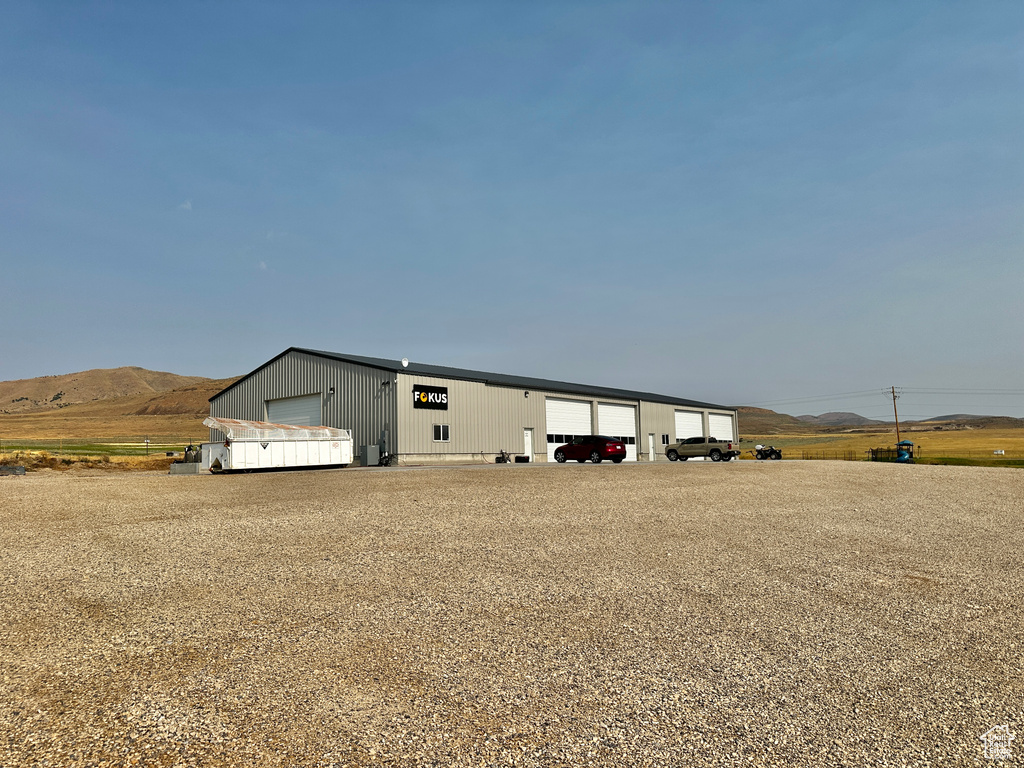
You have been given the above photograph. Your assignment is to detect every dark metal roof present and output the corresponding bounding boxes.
[211,347,734,411]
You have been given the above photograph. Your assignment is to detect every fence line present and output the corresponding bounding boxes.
[0,436,203,456]
[800,447,1024,462]
[800,451,861,461]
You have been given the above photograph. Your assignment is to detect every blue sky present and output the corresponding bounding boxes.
[2,1,1021,419]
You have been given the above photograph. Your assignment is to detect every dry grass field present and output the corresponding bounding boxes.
[1,461,1021,766]
[739,429,1024,461]
[0,411,209,443]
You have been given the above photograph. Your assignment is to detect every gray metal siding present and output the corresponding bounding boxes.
[396,373,546,457]
[639,402,681,460]
[396,374,645,460]
[210,350,397,452]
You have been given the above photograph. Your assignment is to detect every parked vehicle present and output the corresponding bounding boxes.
[752,444,782,460]
[665,436,740,462]
[553,435,627,464]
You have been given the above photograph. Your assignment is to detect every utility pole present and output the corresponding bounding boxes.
[891,386,901,444]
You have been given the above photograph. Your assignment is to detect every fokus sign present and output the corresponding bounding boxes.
[412,385,448,410]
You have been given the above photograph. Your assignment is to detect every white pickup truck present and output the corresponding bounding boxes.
[665,436,740,462]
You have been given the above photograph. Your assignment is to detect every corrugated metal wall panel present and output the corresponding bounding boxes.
[638,402,677,461]
[210,351,396,454]
[396,373,547,458]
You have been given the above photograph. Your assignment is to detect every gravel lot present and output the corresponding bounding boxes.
[1,461,1021,767]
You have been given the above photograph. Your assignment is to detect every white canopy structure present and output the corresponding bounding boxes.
[203,417,352,442]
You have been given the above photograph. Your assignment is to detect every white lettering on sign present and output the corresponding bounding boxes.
[412,385,449,410]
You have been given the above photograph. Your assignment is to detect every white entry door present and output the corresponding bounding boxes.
[648,433,656,462]
[523,428,533,462]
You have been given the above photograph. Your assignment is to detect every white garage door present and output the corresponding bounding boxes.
[598,403,637,461]
[545,398,592,462]
[267,394,322,426]
[674,410,704,440]
[708,413,735,443]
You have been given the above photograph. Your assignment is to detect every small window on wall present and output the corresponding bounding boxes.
[662,434,670,445]
[432,424,450,442]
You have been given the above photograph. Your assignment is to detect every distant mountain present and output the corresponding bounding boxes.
[737,407,1023,434]
[919,414,990,422]
[735,407,812,434]
[0,367,227,415]
[797,412,888,427]
[913,414,1024,429]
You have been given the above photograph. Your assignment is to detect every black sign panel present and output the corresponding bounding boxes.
[412,385,448,410]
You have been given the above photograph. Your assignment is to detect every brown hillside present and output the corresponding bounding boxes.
[0,367,212,414]
[735,407,811,435]
[0,374,239,441]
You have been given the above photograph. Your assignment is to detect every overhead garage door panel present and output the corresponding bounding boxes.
[598,403,637,462]
[545,398,592,462]
[675,410,704,440]
[708,413,735,443]
[267,394,322,426]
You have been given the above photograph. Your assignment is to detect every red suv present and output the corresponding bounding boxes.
[553,435,627,464]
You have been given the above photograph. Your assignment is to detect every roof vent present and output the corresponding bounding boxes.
[401,358,409,368]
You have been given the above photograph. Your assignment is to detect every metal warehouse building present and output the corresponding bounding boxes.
[209,347,739,465]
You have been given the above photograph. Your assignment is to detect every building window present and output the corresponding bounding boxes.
[433,424,450,442]
[609,435,636,445]
[662,434,670,445]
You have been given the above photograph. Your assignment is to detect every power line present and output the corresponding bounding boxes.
[901,388,1024,396]
[745,390,884,406]
[746,388,1024,407]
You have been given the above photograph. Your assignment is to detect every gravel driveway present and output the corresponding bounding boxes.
[1,461,1021,766]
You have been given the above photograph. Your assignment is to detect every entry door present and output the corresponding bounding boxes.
[523,428,533,462]
[648,433,656,462]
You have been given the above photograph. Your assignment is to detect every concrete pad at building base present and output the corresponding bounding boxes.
[399,453,545,466]
[169,462,208,475]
